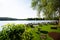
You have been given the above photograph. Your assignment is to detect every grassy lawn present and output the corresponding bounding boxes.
[39,24,60,32]
[38,24,60,40]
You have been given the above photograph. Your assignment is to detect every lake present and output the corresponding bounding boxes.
[0,20,57,31]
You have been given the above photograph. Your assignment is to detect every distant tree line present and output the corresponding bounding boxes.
[27,17,59,20]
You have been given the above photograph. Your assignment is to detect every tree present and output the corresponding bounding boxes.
[31,0,60,27]
[31,0,41,18]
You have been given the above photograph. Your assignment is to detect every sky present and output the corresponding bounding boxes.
[0,0,43,19]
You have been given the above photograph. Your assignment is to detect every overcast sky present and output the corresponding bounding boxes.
[0,0,43,19]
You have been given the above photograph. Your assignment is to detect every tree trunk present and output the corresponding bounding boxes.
[58,8,60,27]
[37,11,40,18]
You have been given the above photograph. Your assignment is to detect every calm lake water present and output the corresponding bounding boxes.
[0,20,57,31]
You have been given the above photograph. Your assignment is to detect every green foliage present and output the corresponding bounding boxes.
[31,0,60,19]
[0,23,60,40]
[0,24,25,40]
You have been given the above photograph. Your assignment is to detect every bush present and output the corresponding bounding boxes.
[0,24,25,40]
[0,23,41,40]
[51,27,57,29]
[40,31,48,34]
[27,23,34,28]
[23,32,34,40]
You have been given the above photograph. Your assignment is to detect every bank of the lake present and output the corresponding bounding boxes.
[0,24,60,40]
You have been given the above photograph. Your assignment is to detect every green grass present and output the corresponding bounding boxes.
[39,24,60,32]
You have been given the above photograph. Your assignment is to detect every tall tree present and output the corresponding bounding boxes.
[31,0,60,27]
[31,0,49,18]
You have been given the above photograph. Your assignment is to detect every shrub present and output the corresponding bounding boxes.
[51,27,57,29]
[23,32,34,40]
[40,31,48,34]
[0,24,25,40]
[27,23,34,28]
